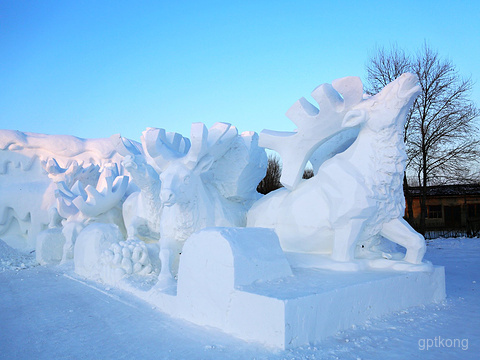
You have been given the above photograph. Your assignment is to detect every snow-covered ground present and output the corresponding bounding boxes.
[1,237,478,360]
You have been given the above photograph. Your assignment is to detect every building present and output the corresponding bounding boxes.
[406,184,480,238]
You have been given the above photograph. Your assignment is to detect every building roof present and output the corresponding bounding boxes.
[408,184,480,197]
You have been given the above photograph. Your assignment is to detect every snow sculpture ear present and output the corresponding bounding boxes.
[342,109,366,128]
[193,155,215,175]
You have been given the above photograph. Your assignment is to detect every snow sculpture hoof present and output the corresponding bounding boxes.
[153,275,177,293]
[368,258,434,272]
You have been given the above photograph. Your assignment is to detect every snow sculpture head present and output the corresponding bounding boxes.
[146,124,217,208]
[347,71,420,132]
[116,122,267,289]
[248,73,427,270]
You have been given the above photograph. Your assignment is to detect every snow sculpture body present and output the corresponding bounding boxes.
[248,73,426,266]
[117,122,267,289]
[121,154,162,243]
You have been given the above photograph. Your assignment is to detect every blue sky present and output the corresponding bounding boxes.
[1,0,479,141]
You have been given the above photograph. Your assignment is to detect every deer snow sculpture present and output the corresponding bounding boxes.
[116,122,267,289]
[111,135,163,243]
[45,159,129,263]
[248,73,426,268]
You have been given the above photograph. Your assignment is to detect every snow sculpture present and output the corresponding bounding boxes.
[35,207,65,265]
[248,73,427,268]
[100,238,154,284]
[116,122,267,289]
[74,223,124,279]
[45,160,129,263]
[112,134,166,244]
[174,227,292,330]
[0,130,125,251]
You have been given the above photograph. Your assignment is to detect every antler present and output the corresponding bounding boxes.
[44,158,100,189]
[138,122,238,173]
[259,76,364,190]
[141,128,191,172]
[184,122,237,170]
[72,164,129,217]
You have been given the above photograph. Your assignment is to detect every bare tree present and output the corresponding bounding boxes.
[366,44,411,94]
[257,154,283,195]
[366,44,479,234]
[302,168,314,179]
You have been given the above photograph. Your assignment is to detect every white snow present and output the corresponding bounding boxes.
[0,239,37,272]
[0,237,478,359]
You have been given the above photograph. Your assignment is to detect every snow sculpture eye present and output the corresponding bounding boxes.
[183,175,190,185]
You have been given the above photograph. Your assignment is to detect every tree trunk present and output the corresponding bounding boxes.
[419,144,428,236]
[403,174,414,225]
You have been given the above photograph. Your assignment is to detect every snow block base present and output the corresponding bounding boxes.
[143,228,446,350]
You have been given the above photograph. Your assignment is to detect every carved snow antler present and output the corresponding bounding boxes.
[140,122,238,173]
[72,164,129,218]
[49,160,128,219]
[44,158,100,189]
[141,128,191,172]
[111,134,142,157]
[55,180,85,218]
[259,76,364,190]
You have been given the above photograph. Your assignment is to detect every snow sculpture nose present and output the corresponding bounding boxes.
[161,189,175,205]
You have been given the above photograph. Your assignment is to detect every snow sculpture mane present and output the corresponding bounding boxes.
[248,73,427,269]
[116,122,267,288]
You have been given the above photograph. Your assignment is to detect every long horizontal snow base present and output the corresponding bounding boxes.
[143,228,446,350]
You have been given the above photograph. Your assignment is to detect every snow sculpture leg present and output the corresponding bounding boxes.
[380,218,426,264]
[156,239,177,290]
[36,207,66,265]
[331,219,365,264]
[61,221,84,264]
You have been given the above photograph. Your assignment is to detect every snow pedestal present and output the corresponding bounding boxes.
[175,227,292,343]
[74,223,124,279]
[36,228,65,265]
[147,227,445,350]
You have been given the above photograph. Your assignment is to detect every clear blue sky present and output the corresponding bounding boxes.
[1,0,479,141]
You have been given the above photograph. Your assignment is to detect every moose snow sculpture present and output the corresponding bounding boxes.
[248,73,426,268]
[116,122,267,289]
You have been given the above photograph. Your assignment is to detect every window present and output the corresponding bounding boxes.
[468,204,480,218]
[427,205,442,219]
